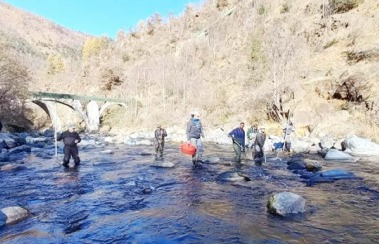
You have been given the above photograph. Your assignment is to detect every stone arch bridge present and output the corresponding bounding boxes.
[27,92,132,132]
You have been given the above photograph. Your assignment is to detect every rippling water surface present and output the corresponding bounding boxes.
[0,141,378,243]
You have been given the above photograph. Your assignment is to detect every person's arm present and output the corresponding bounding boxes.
[75,133,81,143]
[228,128,235,137]
[163,129,167,137]
[57,132,64,141]
[186,122,191,141]
[200,123,205,138]
[154,129,159,140]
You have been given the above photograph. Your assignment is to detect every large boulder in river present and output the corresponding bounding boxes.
[342,135,379,156]
[267,192,306,216]
[0,206,30,224]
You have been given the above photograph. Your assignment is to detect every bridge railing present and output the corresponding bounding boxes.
[30,91,133,104]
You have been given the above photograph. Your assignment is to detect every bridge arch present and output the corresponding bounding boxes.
[27,92,132,132]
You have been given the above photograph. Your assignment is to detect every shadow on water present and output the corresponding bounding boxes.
[0,142,378,243]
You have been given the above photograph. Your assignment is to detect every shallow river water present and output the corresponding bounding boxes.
[0,141,378,243]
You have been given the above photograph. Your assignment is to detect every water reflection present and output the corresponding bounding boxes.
[0,142,378,243]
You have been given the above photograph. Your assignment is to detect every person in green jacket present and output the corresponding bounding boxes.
[246,124,258,149]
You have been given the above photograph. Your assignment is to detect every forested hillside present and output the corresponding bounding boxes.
[0,0,378,141]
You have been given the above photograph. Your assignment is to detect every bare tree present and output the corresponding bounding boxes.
[0,47,31,128]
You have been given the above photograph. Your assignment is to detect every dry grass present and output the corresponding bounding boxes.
[0,0,378,139]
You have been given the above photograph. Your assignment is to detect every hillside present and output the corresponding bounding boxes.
[0,0,378,141]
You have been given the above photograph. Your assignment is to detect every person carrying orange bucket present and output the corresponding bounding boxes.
[186,112,205,166]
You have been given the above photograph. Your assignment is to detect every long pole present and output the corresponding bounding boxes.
[54,100,60,166]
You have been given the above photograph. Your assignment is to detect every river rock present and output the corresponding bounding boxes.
[151,161,175,168]
[305,169,360,186]
[0,164,26,171]
[217,171,251,182]
[342,135,379,156]
[25,136,49,144]
[0,211,6,228]
[267,192,306,216]
[8,145,32,154]
[0,133,17,148]
[324,148,354,161]
[0,152,10,162]
[1,206,30,224]
[203,157,221,164]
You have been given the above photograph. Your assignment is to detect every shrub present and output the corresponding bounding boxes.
[82,37,109,59]
[0,47,31,128]
[329,0,362,14]
[280,3,291,13]
[258,4,267,15]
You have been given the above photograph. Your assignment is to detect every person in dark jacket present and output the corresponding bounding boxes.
[228,122,245,163]
[154,125,167,158]
[186,112,205,166]
[57,123,81,168]
[253,127,266,159]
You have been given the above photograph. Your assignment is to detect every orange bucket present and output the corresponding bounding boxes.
[181,143,196,155]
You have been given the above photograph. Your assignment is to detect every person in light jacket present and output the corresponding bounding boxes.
[186,112,205,166]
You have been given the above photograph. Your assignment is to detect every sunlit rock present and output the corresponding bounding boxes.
[342,135,379,156]
[0,164,26,171]
[1,206,30,224]
[25,136,49,144]
[217,171,251,182]
[203,157,221,164]
[267,192,306,216]
[151,161,175,168]
[99,150,114,154]
[324,148,354,161]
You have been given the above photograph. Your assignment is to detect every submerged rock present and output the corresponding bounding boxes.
[267,192,306,216]
[217,171,251,182]
[151,161,175,168]
[306,169,360,186]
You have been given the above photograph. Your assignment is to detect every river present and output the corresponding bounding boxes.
[0,141,378,243]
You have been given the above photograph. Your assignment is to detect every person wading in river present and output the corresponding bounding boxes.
[228,122,245,163]
[186,112,205,166]
[253,126,266,159]
[154,125,167,158]
[57,123,81,168]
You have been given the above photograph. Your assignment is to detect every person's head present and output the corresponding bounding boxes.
[259,127,265,133]
[253,124,258,129]
[239,122,245,128]
[68,123,76,132]
[193,112,200,120]
[157,125,161,129]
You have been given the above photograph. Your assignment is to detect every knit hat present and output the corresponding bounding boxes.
[68,123,76,129]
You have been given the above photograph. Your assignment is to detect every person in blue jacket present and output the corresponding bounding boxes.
[228,122,245,163]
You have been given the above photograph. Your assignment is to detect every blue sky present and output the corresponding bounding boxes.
[3,0,203,38]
